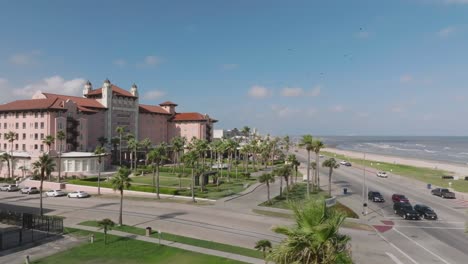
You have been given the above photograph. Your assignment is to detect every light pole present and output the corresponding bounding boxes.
[362,152,368,216]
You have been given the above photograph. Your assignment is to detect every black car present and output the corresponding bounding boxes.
[393,202,420,220]
[368,191,385,202]
[414,204,437,220]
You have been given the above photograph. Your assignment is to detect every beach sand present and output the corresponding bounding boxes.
[323,147,468,177]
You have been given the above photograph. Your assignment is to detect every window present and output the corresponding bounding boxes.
[22,122,26,129]
[15,144,18,150]
[40,144,44,152]
[59,123,63,129]
[40,133,44,139]
[40,122,44,129]
[0,134,1,139]
[15,123,19,129]
[34,144,38,150]
[34,112,38,118]
[40,112,44,117]
[23,112,26,118]
[22,133,26,140]
[3,143,6,149]
[34,133,38,140]
[3,123,6,129]
[15,112,19,118]
[22,144,26,151]
[34,122,38,129]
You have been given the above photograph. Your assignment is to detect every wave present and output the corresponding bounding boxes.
[424,149,438,154]
[458,152,468,156]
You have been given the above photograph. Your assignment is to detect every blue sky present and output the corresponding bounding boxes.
[1,0,468,136]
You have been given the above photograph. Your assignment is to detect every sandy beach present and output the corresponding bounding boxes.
[322,147,468,177]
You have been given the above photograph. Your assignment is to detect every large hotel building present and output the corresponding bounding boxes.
[0,79,216,177]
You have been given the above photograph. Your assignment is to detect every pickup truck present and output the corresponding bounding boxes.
[431,188,456,199]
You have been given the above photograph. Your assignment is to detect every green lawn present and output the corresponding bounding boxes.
[78,221,263,259]
[34,228,245,264]
[321,151,468,193]
[259,183,359,218]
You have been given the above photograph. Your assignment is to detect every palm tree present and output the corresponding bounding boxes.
[42,135,55,154]
[312,139,325,192]
[269,199,351,264]
[5,131,18,178]
[56,130,66,181]
[274,165,292,199]
[110,137,120,163]
[283,135,291,153]
[171,137,185,173]
[98,136,108,147]
[258,173,275,204]
[147,145,168,199]
[0,153,11,179]
[322,158,340,197]
[97,218,115,245]
[140,138,152,165]
[287,154,300,185]
[255,239,272,264]
[94,146,106,195]
[32,154,55,216]
[241,126,251,141]
[182,150,198,202]
[299,134,314,197]
[127,137,138,172]
[115,126,125,166]
[111,166,132,226]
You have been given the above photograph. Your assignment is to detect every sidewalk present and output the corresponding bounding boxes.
[67,224,264,264]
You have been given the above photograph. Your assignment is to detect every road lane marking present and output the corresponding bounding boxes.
[386,252,405,264]
[393,228,451,264]
[373,227,419,264]
[394,226,464,230]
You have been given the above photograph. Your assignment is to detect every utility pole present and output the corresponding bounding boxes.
[362,152,368,216]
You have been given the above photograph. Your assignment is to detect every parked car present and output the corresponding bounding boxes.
[368,191,385,202]
[46,190,67,197]
[393,202,420,220]
[339,161,347,165]
[21,187,40,194]
[392,194,409,203]
[376,171,388,178]
[414,204,438,220]
[431,188,456,199]
[0,184,19,192]
[67,191,90,198]
[339,161,352,166]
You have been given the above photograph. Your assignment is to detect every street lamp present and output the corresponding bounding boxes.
[362,152,368,216]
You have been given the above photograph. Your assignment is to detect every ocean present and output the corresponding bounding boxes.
[306,136,468,165]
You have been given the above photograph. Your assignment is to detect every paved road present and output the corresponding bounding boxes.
[295,149,468,264]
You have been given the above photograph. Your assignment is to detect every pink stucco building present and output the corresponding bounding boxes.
[0,79,216,178]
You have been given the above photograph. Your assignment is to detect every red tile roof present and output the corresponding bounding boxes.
[87,85,136,98]
[172,112,217,122]
[159,101,178,106]
[139,104,170,115]
[0,98,64,111]
[42,93,105,109]
[77,105,99,113]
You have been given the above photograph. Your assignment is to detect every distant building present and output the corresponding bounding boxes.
[0,79,217,177]
[213,128,243,140]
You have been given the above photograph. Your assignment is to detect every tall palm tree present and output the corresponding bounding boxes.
[0,153,11,179]
[287,154,300,185]
[127,137,138,172]
[312,139,325,192]
[94,146,106,195]
[97,218,115,245]
[283,135,291,153]
[322,158,340,197]
[147,145,168,199]
[32,154,55,216]
[299,134,314,197]
[97,136,108,147]
[182,150,198,202]
[5,131,18,178]
[110,137,120,163]
[140,138,152,165]
[258,173,275,204]
[269,199,351,264]
[171,137,184,173]
[255,239,272,264]
[42,135,55,154]
[56,130,66,181]
[115,126,125,165]
[274,165,292,199]
[111,166,132,226]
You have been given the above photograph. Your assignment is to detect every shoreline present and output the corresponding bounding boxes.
[322,147,468,176]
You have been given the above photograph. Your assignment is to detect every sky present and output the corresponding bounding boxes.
[1,0,468,136]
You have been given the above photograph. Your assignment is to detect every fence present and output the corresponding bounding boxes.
[0,210,63,250]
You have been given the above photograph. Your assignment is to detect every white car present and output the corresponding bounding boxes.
[0,184,19,192]
[377,171,388,178]
[340,161,347,165]
[46,189,67,197]
[21,187,40,194]
[67,191,90,198]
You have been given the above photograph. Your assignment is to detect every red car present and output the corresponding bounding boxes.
[392,194,409,203]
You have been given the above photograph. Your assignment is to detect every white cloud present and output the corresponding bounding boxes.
[308,85,321,97]
[0,76,86,101]
[9,51,41,66]
[330,105,344,113]
[248,85,270,98]
[143,90,165,100]
[437,26,456,37]
[281,87,303,97]
[144,55,162,66]
[221,64,239,70]
[271,105,300,118]
[400,74,413,83]
[113,59,126,67]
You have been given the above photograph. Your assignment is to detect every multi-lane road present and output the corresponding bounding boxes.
[295,149,468,264]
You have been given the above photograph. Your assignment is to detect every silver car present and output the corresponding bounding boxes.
[21,187,40,194]
[0,184,19,192]
[46,189,67,197]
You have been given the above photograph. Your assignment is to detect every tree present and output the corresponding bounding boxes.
[110,137,120,163]
[42,135,55,154]
[111,166,132,226]
[0,153,11,179]
[182,151,198,202]
[32,154,55,216]
[116,126,125,166]
[171,136,185,173]
[94,146,106,195]
[241,126,251,141]
[98,136,108,147]
[269,199,351,264]
[147,145,168,199]
[140,138,152,166]
[283,135,291,153]
[322,158,340,197]
[287,154,300,185]
[274,165,292,199]
[299,134,314,197]
[127,137,138,172]
[5,131,18,178]
[258,173,275,204]
[312,140,325,192]
[98,218,115,245]
[56,130,66,181]
[255,239,272,263]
